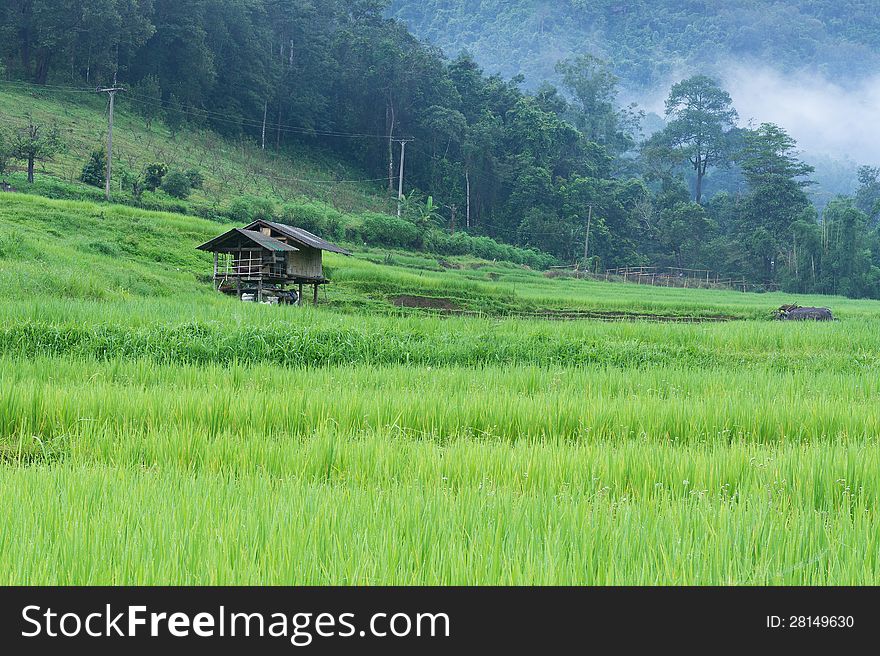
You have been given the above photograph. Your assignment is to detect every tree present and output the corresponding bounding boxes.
[143,162,168,191]
[120,167,145,199]
[655,201,714,269]
[165,93,186,135]
[739,123,814,185]
[854,165,880,226]
[818,198,878,297]
[80,149,107,187]
[646,76,738,204]
[161,170,192,199]
[8,119,64,183]
[555,55,639,155]
[129,74,163,128]
[737,123,814,281]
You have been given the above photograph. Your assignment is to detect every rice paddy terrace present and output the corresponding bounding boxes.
[2,193,880,584]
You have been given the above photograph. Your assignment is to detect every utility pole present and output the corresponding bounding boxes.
[465,169,471,229]
[394,138,413,218]
[97,84,125,201]
[583,204,593,261]
[261,99,268,150]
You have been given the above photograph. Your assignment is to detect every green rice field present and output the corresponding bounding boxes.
[2,194,880,585]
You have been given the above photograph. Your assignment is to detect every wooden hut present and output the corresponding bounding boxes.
[196,220,351,304]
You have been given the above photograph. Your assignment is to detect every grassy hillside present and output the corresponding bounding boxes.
[0,83,396,216]
[3,192,875,320]
[3,190,880,584]
[0,84,557,271]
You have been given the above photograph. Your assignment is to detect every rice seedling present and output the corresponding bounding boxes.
[2,192,880,585]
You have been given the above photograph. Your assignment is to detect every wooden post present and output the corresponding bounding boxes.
[257,278,263,303]
[298,282,303,305]
[213,252,218,290]
[313,284,318,306]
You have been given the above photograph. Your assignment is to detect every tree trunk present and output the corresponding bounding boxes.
[27,156,35,183]
[695,169,704,205]
[19,27,31,76]
[386,100,395,194]
[465,168,471,229]
[34,50,50,85]
[275,100,282,150]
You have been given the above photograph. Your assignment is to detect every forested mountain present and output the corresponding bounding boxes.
[388,1,880,92]
[1,1,879,297]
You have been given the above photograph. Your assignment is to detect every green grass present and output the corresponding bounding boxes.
[0,84,396,216]
[2,189,880,584]
[2,356,878,584]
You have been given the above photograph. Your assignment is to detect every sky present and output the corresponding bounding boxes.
[723,65,880,165]
[641,63,880,166]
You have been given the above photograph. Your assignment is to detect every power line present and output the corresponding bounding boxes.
[0,80,96,93]
[0,80,415,141]
[124,92,411,141]
[260,172,395,184]
[1,78,408,188]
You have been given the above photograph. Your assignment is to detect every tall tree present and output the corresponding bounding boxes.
[555,55,638,155]
[854,165,880,226]
[646,75,738,204]
[819,198,879,297]
[737,123,814,281]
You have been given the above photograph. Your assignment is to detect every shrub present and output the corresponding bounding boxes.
[419,229,555,269]
[360,212,422,248]
[190,201,225,222]
[161,170,192,199]
[280,200,345,240]
[343,220,363,243]
[144,163,168,192]
[79,150,107,188]
[136,190,188,215]
[120,168,144,199]
[281,201,326,234]
[4,173,105,202]
[226,195,276,223]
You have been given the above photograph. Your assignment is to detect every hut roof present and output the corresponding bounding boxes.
[245,219,352,256]
[196,228,300,252]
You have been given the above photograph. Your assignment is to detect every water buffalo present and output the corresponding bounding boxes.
[776,304,834,321]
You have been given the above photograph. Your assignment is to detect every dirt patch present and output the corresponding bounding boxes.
[388,297,737,322]
[437,258,461,269]
[390,295,461,311]
[516,309,737,323]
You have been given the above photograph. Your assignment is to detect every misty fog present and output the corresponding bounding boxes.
[639,63,880,168]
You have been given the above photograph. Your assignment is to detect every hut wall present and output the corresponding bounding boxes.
[287,246,323,278]
[232,248,265,276]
